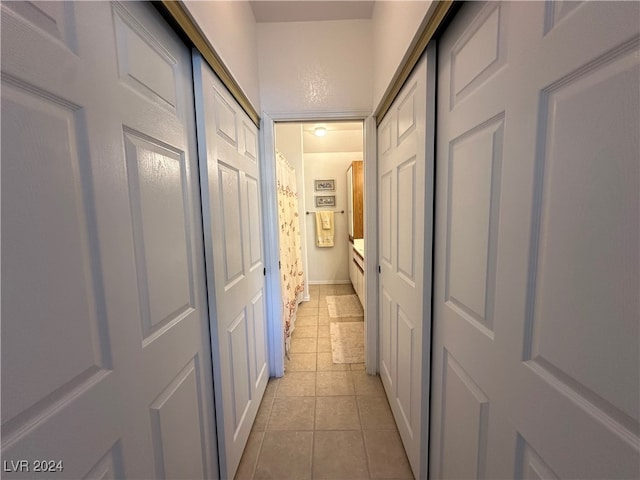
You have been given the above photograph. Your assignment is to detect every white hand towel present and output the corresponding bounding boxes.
[320,211,332,230]
[315,211,334,247]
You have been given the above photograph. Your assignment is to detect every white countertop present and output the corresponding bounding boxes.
[353,238,364,258]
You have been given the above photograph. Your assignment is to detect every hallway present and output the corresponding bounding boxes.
[235,284,413,479]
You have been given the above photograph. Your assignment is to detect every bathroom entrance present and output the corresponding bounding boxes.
[232,120,413,479]
[274,121,367,370]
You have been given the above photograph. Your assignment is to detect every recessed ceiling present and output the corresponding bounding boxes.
[301,121,363,134]
[250,1,375,23]
[301,121,363,154]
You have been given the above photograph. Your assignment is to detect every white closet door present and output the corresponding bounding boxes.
[431,2,640,478]
[193,54,269,480]
[377,50,435,479]
[1,2,217,478]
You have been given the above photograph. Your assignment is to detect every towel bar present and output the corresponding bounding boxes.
[306,210,345,215]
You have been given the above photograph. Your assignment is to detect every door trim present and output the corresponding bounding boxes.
[259,112,284,377]
[373,1,455,124]
[261,111,378,376]
[364,115,379,375]
[155,0,260,127]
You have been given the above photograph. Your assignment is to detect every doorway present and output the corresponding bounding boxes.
[274,121,366,371]
[232,122,414,480]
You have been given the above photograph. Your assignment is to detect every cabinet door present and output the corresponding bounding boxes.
[347,166,354,238]
[351,161,364,239]
[351,249,359,292]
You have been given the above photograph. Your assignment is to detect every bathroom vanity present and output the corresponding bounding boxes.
[349,238,365,307]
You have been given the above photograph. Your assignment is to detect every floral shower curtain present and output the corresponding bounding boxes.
[276,151,305,353]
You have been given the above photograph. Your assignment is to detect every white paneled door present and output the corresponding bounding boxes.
[2,2,217,479]
[377,51,435,479]
[431,2,640,478]
[193,55,269,480]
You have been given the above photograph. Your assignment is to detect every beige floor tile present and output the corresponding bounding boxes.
[317,325,330,337]
[315,396,361,430]
[295,316,318,327]
[316,352,350,371]
[235,431,263,480]
[289,337,317,353]
[293,325,318,338]
[309,285,320,293]
[267,397,315,430]
[335,315,364,323]
[316,371,355,396]
[313,430,369,480]
[298,302,319,312]
[316,336,332,353]
[276,372,316,397]
[364,429,413,479]
[319,285,337,295]
[357,396,396,430]
[285,353,317,372]
[238,284,414,480]
[304,297,320,307]
[264,377,279,399]
[296,308,318,318]
[254,431,313,480]
[336,284,355,295]
[252,394,274,432]
[353,371,385,396]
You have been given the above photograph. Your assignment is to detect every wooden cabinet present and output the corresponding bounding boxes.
[347,161,363,240]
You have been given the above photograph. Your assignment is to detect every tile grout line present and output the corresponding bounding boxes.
[311,299,319,480]
[353,365,373,480]
[248,431,264,480]
[248,377,278,480]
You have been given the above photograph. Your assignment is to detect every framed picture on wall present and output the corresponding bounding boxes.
[315,195,336,207]
[314,179,335,191]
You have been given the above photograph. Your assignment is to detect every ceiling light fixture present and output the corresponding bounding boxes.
[314,127,327,137]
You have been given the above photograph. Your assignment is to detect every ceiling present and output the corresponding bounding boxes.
[300,121,363,154]
[250,1,375,23]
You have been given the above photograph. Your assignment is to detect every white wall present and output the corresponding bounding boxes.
[184,1,437,118]
[275,123,310,300]
[183,0,261,112]
[372,1,433,110]
[257,20,373,115]
[304,152,362,284]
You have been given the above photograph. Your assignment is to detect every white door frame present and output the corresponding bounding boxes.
[260,111,379,376]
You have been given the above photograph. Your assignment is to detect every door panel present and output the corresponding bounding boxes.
[2,80,107,425]
[440,350,489,480]
[150,359,206,480]
[194,55,269,480]
[446,115,504,336]
[1,2,217,478]
[124,131,195,340]
[431,2,640,478]
[397,158,417,284]
[377,52,434,478]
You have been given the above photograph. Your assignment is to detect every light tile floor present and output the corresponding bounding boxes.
[235,284,414,480]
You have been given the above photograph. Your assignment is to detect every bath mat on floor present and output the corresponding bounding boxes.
[330,322,364,364]
[326,295,364,318]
